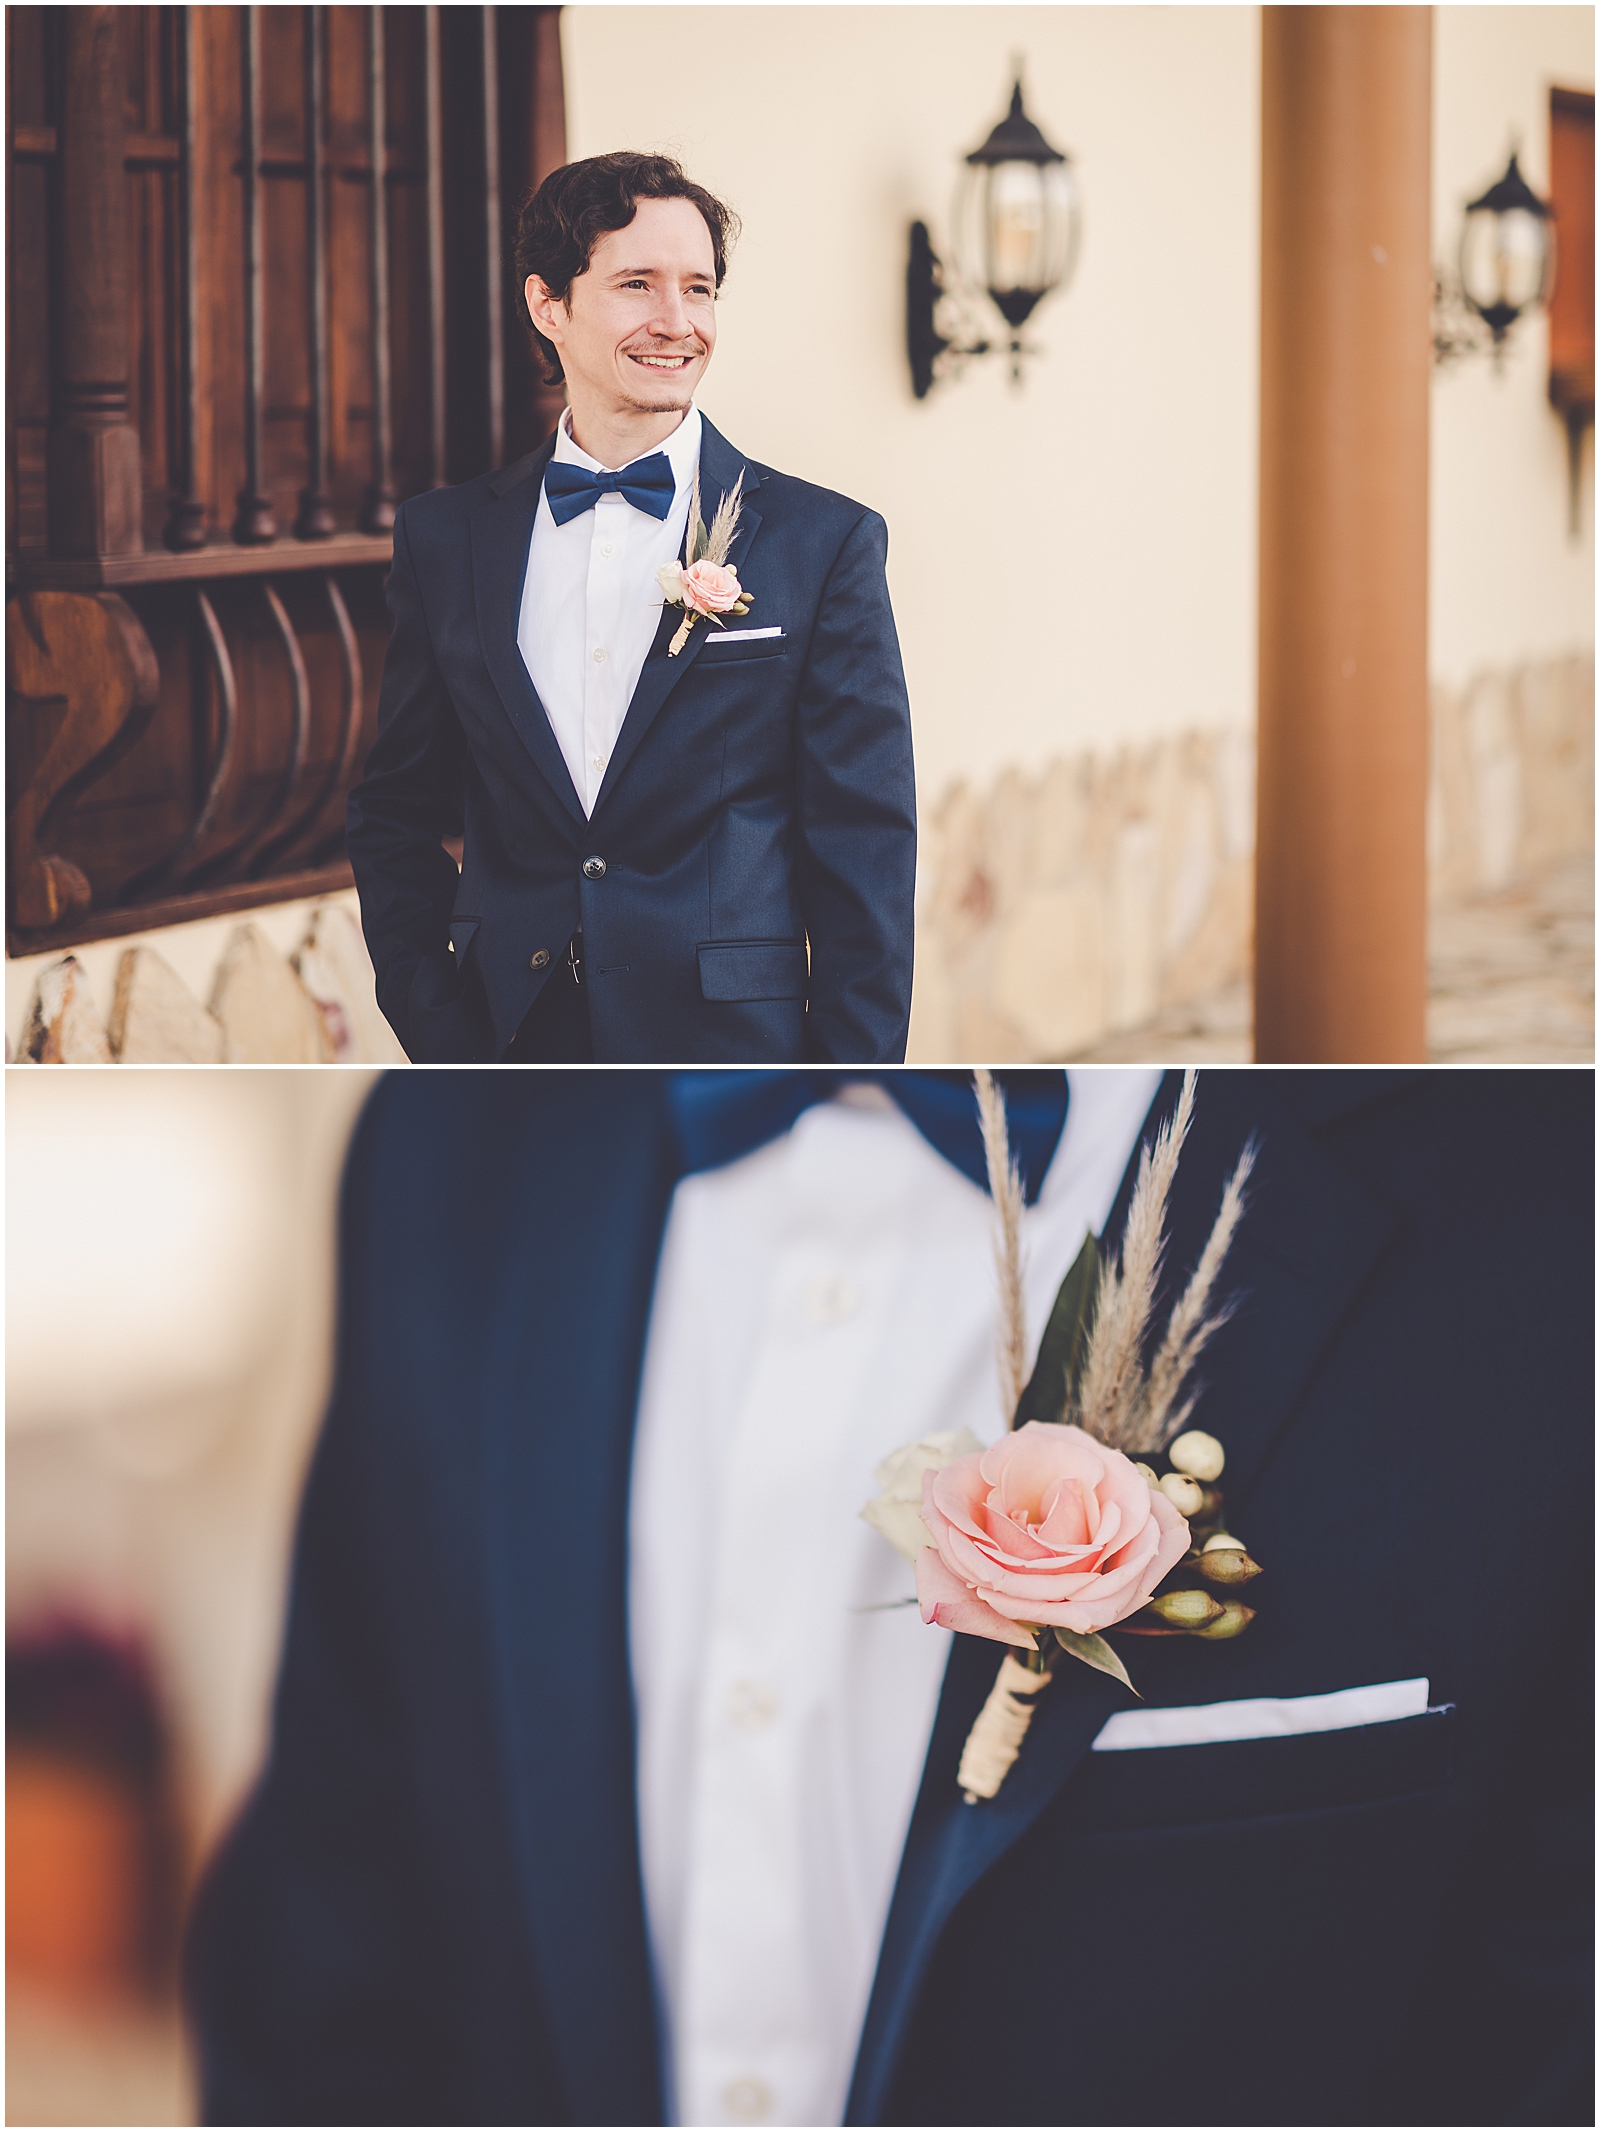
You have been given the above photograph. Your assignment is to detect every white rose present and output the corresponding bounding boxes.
[860,1427,985,1564]
[656,560,684,603]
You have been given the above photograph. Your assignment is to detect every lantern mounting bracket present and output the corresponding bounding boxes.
[908,220,1043,398]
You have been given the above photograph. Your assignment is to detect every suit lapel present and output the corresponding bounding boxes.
[846,1068,1405,2123]
[592,417,765,809]
[470,439,587,826]
[479,1076,679,2124]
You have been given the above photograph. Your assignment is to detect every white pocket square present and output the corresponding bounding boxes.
[1092,1676,1432,1752]
[704,625,784,641]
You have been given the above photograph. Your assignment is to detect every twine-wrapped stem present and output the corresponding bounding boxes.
[958,1650,1054,1803]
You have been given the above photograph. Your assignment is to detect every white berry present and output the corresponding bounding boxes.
[1168,1429,1225,1483]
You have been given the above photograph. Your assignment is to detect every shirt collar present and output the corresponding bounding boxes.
[554,403,702,493]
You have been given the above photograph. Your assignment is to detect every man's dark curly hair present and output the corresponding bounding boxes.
[514,152,739,386]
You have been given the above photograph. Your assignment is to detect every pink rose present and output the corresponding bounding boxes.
[679,558,742,616]
[916,1422,1190,1648]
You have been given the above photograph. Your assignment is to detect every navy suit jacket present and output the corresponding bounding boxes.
[186,1070,1592,2126]
[345,422,917,1063]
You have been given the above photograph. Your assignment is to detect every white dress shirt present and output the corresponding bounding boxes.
[517,405,702,816]
[628,1067,1162,2128]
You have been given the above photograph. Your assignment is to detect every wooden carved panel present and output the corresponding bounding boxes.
[7,592,161,930]
[6,555,389,953]
[6,4,566,951]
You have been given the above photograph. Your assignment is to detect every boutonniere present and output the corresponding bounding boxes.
[861,1069,1262,1803]
[656,466,754,655]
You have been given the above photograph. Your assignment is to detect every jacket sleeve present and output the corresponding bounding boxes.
[183,1107,466,2125]
[345,502,469,1057]
[1420,1604,1593,2127]
[792,509,917,1063]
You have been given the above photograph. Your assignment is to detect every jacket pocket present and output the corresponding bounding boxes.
[1067,1704,1457,1834]
[697,630,789,664]
[698,939,808,1001]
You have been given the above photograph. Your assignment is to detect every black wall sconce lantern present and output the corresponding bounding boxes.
[1435,148,1555,369]
[907,74,1081,399]
[1460,150,1555,347]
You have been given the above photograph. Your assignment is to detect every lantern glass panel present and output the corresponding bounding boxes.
[955,159,1080,304]
[1459,203,1553,314]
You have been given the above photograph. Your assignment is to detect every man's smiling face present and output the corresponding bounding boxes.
[527,196,718,437]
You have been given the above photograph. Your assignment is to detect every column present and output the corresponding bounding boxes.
[1255,6,1432,1062]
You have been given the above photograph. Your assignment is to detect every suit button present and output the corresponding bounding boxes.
[722,2077,773,2122]
[581,855,607,880]
[728,1680,778,1733]
[529,949,550,970]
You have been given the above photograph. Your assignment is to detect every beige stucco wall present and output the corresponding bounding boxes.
[562,4,1262,801]
[1431,6,1595,689]
[565,3,1594,766]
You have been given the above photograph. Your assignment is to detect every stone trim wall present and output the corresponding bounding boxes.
[9,896,405,1066]
[909,730,1256,1063]
[1428,653,1594,900]
[908,651,1593,1064]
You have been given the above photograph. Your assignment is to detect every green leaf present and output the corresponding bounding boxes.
[1053,1626,1140,1696]
[1013,1231,1101,1429]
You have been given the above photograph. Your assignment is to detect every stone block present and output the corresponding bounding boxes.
[956,992,1031,1063]
[209,924,331,1064]
[906,908,958,1063]
[107,947,224,1063]
[1162,781,1221,959]
[913,726,1256,1061]
[994,884,1106,1057]
[291,903,407,1065]
[19,956,112,1063]
[1211,731,1256,863]
[1462,670,1523,891]
[1106,820,1162,1032]
[1161,856,1252,1008]
[1516,655,1594,873]
[1428,653,1592,904]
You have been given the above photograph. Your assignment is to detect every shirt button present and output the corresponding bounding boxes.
[727,1679,778,1733]
[529,949,550,970]
[722,2076,773,2123]
[592,646,608,663]
[581,855,607,881]
[806,1274,859,1324]
[597,540,615,558]
[591,754,606,773]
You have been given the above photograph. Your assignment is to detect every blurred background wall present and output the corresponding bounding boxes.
[6,1069,375,2124]
[572,5,1263,799]
[7,4,1592,1067]
[1432,6,1593,691]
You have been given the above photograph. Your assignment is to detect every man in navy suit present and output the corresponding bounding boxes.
[186,1068,1590,2127]
[346,154,916,1064]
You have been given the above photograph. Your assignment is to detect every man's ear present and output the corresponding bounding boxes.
[525,275,567,345]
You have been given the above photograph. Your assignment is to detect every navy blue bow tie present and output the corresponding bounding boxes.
[667,1072,1069,1205]
[544,452,676,527]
